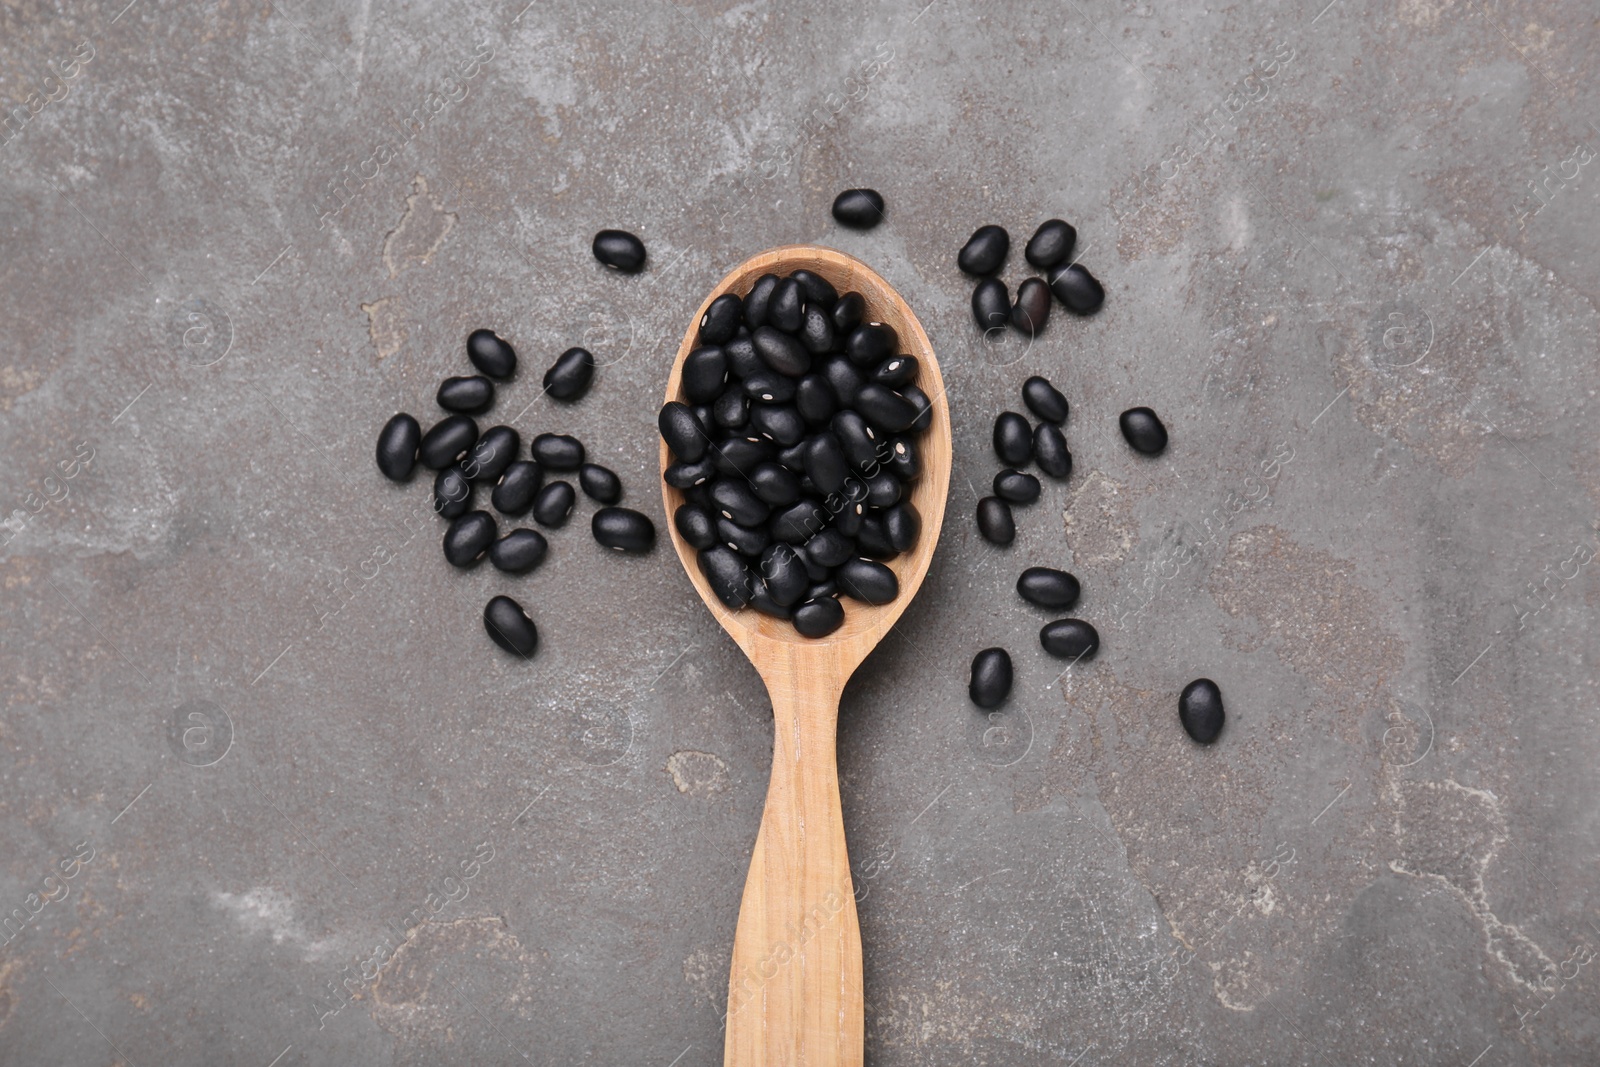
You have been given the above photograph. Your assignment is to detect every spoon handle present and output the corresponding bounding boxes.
[724,671,863,1067]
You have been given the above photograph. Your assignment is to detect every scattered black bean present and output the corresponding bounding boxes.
[976,496,1015,546]
[443,510,496,568]
[578,463,622,504]
[491,460,542,516]
[831,292,865,334]
[437,375,495,414]
[434,465,474,519]
[836,557,898,604]
[1033,423,1071,480]
[993,468,1041,504]
[968,648,1013,708]
[1119,407,1168,455]
[419,414,479,469]
[1024,219,1077,270]
[1011,278,1051,335]
[490,528,549,574]
[530,432,586,470]
[467,329,517,379]
[957,225,1009,276]
[376,413,421,482]
[532,480,576,527]
[993,411,1033,466]
[592,228,646,273]
[1016,567,1080,609]
[793,596,845,637]
[592,506,656,553]
[675,503,718,549]
[972,278,1010,331]
[1040,618,1099,660]
[1047,262,1105,314]
[1179,678,1225,743]
[483,595,538,656]
[699,545,755,607]
[832,188,885,229]
[543,347,596,401]
[1022,375,1069,424]
[461,428,518,486]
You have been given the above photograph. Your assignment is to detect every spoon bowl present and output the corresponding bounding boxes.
[660,245,951,1067]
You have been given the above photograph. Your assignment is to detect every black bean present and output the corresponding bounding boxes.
[760,542,810,605]
[1179,679,1225,744]
[1047,262,1105,314]
[710,479,771,527]
[855,384,918,434]
[769,277,805,333]
[832,411,880,469]
[724,333,763,379]
[529,432,584,471]
[699,545,755,608]
[463,425,521,483]
[592,506,656,553]
[771,500,828,543]
[376,413,421,482]
[709,437,773,477]
[443,510,496,567]
[798,305,837,354]
[865,470,902,507]
[803,528,855,568]
[901,384,934,433]
[692,402,715,429]
[543,347,596,401]
[592,228,646,272]
[718,515,768,556]
[844,323,898,368]
[1040,618,1099,660]
[976,496,1015,546]
[793,596,845,637]
[1011,278,1052,335]
[743,273,779,329]
[752,326,811,377]
[993,468,1041,504]
[434,465,474,519]
[490,528,549,574]
[700,293,744,345]
[886,436,920,482]
[681,346,727,404]
[743,370,799,405]
[419,414,479,469]
[491,460,542,516]
[957,224,1009,276]
[790,269,838,308]
[837,557,898,604]
[483,595,538,657]
[968,648,1013,708]
[657,402,707,463]
[832,498,865,537]
[1034,423,1072,479]
[831,291,865,334]
[993,411,1033,466]
[972,278,1010,331]
[674,503,717,549]
[467,329,517,379]
[749,582,794,619]
[806,579,838,600]
[750,403,806,447]
[1022,375,1069,424]
[1024,219,1077,270]
[856,515,898,560]
[871,355,918,389]
[532,481,576,527]
[1119,407,1167,455]
[795,374,838,425]
[776,440,809,472]
[664,457,715,488]
[1016,567,1080,610]
[832,188,885,229]
[578,463,622,504]
[712,389,750,429]
[750,462,802,506]
[883,501,921,552]
[820,356,865,408]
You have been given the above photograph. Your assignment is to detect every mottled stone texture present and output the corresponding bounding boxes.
[1,1,1597,1064]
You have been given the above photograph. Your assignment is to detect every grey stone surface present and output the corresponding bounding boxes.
[2,0,1597,1064]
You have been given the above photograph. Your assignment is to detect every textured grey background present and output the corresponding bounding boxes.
[2,0,1598,1064]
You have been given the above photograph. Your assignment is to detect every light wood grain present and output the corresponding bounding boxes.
[659,246,951,1067]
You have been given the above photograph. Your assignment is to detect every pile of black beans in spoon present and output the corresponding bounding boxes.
[660,268,932,639]
[375,308,657,659]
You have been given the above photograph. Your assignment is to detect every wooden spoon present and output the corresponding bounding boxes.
[660,245,951,1067]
